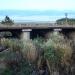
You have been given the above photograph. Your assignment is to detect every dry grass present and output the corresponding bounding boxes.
[22,40,38,63]
[44,32,72,70]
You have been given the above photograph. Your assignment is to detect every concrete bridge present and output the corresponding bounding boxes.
[0,25,75,40]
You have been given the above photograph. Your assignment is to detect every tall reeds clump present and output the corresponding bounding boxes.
[0,38,23,51]
[0,33,73,75]
[44,32,72,74]
[0,39,33,75]
[22,40,39,63]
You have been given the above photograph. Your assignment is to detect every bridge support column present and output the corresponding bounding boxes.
[45,29,62,39]
[20,29,32,41]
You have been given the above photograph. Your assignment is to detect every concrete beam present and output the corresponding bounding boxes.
[22,29,32,32]
[54,28,62,32]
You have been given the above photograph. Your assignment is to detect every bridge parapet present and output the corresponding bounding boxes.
[0,24,75,29]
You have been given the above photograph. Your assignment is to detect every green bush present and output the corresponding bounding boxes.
[0,35,72,75]
[0,39,33,75]
[43,32,72,74]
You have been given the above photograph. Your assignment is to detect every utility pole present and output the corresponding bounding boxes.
[65,13,68,25]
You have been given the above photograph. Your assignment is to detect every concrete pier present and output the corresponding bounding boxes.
[21,29,32,40]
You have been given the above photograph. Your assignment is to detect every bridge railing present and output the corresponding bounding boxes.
[0,23,75,28]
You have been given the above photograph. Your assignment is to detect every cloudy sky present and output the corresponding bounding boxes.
[0,0,75,22]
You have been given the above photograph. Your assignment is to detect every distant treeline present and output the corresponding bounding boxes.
[56,18,75,25]
[1,16,14,25]
[1,16,75,25]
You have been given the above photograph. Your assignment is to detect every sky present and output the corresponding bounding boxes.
[0,0,75,22]
[0,0,75,10]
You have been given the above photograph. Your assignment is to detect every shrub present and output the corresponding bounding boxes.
[44,32,72,74]
[0,39,33,75]
[0,34,72,75]
[22,40,39,63]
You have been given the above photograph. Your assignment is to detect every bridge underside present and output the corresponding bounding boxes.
[0,29,22,38]
[30,29,53,39]
[0,28,75,40]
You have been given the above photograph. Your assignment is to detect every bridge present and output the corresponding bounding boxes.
[0,25,75,30]
[0,24,75,41]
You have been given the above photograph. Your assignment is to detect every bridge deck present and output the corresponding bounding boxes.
[0,25,75,30]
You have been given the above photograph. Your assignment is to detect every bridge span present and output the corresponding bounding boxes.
[0,25,75,30]
[0,25,75,40]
